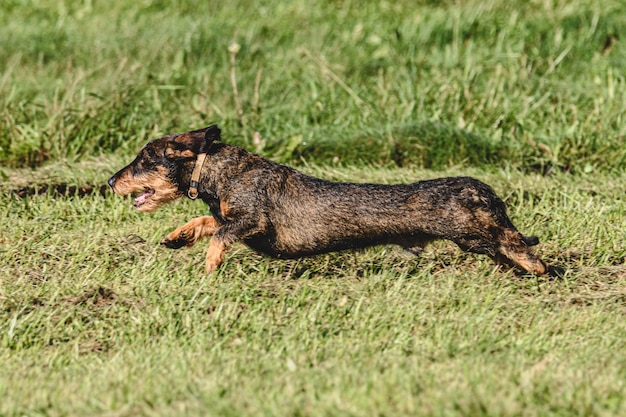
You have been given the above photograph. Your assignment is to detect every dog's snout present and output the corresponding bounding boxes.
[108,176,116,188]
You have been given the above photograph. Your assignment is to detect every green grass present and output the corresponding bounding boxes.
[1,163,626,416]
[1,0,626,170]
[2,0,626,415]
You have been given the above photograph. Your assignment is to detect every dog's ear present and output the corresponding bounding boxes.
[202,124,221,145]
[164,125,221,160]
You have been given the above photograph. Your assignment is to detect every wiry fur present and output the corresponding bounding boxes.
[108,125,550,275]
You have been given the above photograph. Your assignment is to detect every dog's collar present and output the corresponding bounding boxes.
[188,153,207,200]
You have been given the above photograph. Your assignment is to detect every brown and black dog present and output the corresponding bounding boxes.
[108,125,549,275]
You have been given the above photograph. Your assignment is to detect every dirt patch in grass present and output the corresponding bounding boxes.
[67,286,118,307]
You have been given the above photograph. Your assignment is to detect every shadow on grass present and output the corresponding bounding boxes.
[10,183,109,198]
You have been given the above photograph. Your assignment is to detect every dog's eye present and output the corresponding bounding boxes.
[131,163,141,175]
[131,157,145,174]
[136,157,157,173]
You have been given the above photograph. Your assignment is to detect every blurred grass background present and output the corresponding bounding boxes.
[1,0,625,171]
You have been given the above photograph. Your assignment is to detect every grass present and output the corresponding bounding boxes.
[1,0,626,415]
[1,0,626,170]
[1,162,625,416]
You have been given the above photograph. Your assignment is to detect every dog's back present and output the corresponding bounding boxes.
[243,171,519,259]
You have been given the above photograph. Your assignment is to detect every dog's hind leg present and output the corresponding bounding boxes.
[493,229,548,275]
[161,216,219,249]
[453,230,548,275]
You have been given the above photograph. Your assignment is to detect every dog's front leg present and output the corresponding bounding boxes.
[204,218,264,274]
[161,216,219,249]
[205,238,227,274]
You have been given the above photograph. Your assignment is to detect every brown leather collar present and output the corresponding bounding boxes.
[187,153,207,199]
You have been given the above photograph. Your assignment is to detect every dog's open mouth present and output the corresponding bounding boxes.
[133,188,155,208]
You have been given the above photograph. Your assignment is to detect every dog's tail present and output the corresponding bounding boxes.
[522,235,540,246]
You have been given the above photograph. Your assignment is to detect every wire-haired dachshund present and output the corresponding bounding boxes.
[108,125,549,275]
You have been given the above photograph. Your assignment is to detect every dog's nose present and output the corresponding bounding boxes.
[107,177,116,188]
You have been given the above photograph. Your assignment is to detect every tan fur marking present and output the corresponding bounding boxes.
[499,246,547,275]
[205,238,227,274]
[110,166,181,212]
[165,147,196,160]
[162,133,199,160]
[219,200,230,218]
[475,209,496,227]
[174,133,190,142]
[162,216,219,247]
[498,229,547,275]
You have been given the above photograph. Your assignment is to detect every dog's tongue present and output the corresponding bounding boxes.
[134,189,154,207]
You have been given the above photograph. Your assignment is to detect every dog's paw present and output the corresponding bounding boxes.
[205,261,219,274]
[160,231,189,249]
[547,265,566,278]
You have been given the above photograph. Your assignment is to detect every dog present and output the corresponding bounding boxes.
[108,125,549,275]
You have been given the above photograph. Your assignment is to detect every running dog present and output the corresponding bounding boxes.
[108,125,549,275]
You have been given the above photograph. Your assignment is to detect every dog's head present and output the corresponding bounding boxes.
[108,125,220,212]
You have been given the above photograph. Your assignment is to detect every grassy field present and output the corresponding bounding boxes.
[1,0,626,415]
